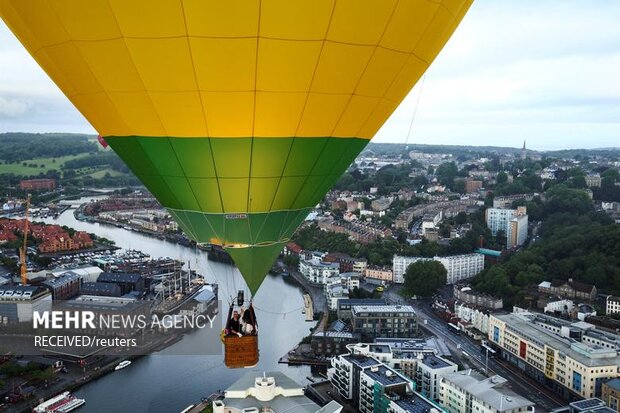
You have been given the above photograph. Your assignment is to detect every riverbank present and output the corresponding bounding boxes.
[74,203,195,248]
[27,206,311,412]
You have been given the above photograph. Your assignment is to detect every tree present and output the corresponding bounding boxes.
[496,171,508,185]
[403,260,447,298]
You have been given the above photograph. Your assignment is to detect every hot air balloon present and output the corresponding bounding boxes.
[1,0,472,367]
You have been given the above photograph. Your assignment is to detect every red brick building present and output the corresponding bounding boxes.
[19,179,56,191]
[0,219,93,253]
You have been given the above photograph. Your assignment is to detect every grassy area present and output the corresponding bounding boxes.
[87,168,124,179]
[0,154,89,175]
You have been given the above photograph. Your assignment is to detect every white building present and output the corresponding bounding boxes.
[455,302,490,336]
[485,207,528,248]
[607,296,620,316]
[435,254,485,284]
[325,283,349,311]
[392,255,429,284]
[339,272,361,290]
[51,266,103,283]
[298,260,340,284]
[415,355,458,401]
[213,371,342,413]
[440,371,535,413]
[0,286,52,324]
[329,353,444,413]
[543,299,574,315]
[393,254,484,285]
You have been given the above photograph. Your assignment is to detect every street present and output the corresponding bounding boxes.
[383,286,565,413]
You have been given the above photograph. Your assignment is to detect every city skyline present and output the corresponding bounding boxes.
[1,0,619,150]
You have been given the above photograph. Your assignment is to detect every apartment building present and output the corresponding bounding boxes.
[346,341,454,394]
[393,253,484,285]
[485,207,528,248]
[298,259,339,284]
[351,305,417,339]
[415,355,458,401]
[436,254,485,284]
[488,311,620,399]
[364,265,393,283]
[329,353,444,413]
[440,371,535,413]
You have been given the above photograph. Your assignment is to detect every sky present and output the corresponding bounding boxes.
[0,1,619,151]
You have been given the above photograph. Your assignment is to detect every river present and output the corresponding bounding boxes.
[37,199,312,412]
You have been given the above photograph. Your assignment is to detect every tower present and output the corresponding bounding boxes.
[521,140,527,160]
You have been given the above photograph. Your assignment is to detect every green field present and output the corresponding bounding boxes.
[0,154,89,175]
[87,168,124,179]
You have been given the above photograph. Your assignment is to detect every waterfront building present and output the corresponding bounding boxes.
[311,331,360,357]
[323,252,367,274]
[41,272,81,300]
[351,305,416,339]
[339,272,361,290]
[80,282,122,297]
[488,311,620,399]
[298,259,340,285]
[51,266,103,283]
[485,207,528,248]
[97,272,145,295]
[213,371,342,413]
[440,370,535,413]
[325,282,348,311]
[0,285,52,324]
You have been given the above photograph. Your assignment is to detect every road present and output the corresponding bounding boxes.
[383,286,564,413]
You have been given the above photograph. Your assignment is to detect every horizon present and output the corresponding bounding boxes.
[0,131,618,153]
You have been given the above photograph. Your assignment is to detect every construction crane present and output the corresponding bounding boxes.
[19,194,31,285]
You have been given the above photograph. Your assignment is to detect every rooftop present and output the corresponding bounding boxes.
[442,371,534,412]
[421,355,453,370]
[351,305,415,316]
[363,364,409,387]
[495,313,620,367]
[0,285,49,301]
[341,354,382,369]
[220,371,341,413]
[393,393,443,413]
[604,378,620,391]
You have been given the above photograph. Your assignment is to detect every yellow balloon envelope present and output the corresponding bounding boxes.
[0,0,472,294]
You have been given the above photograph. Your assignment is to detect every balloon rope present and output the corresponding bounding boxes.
[252,305,304,315]
[405,74,427,148]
